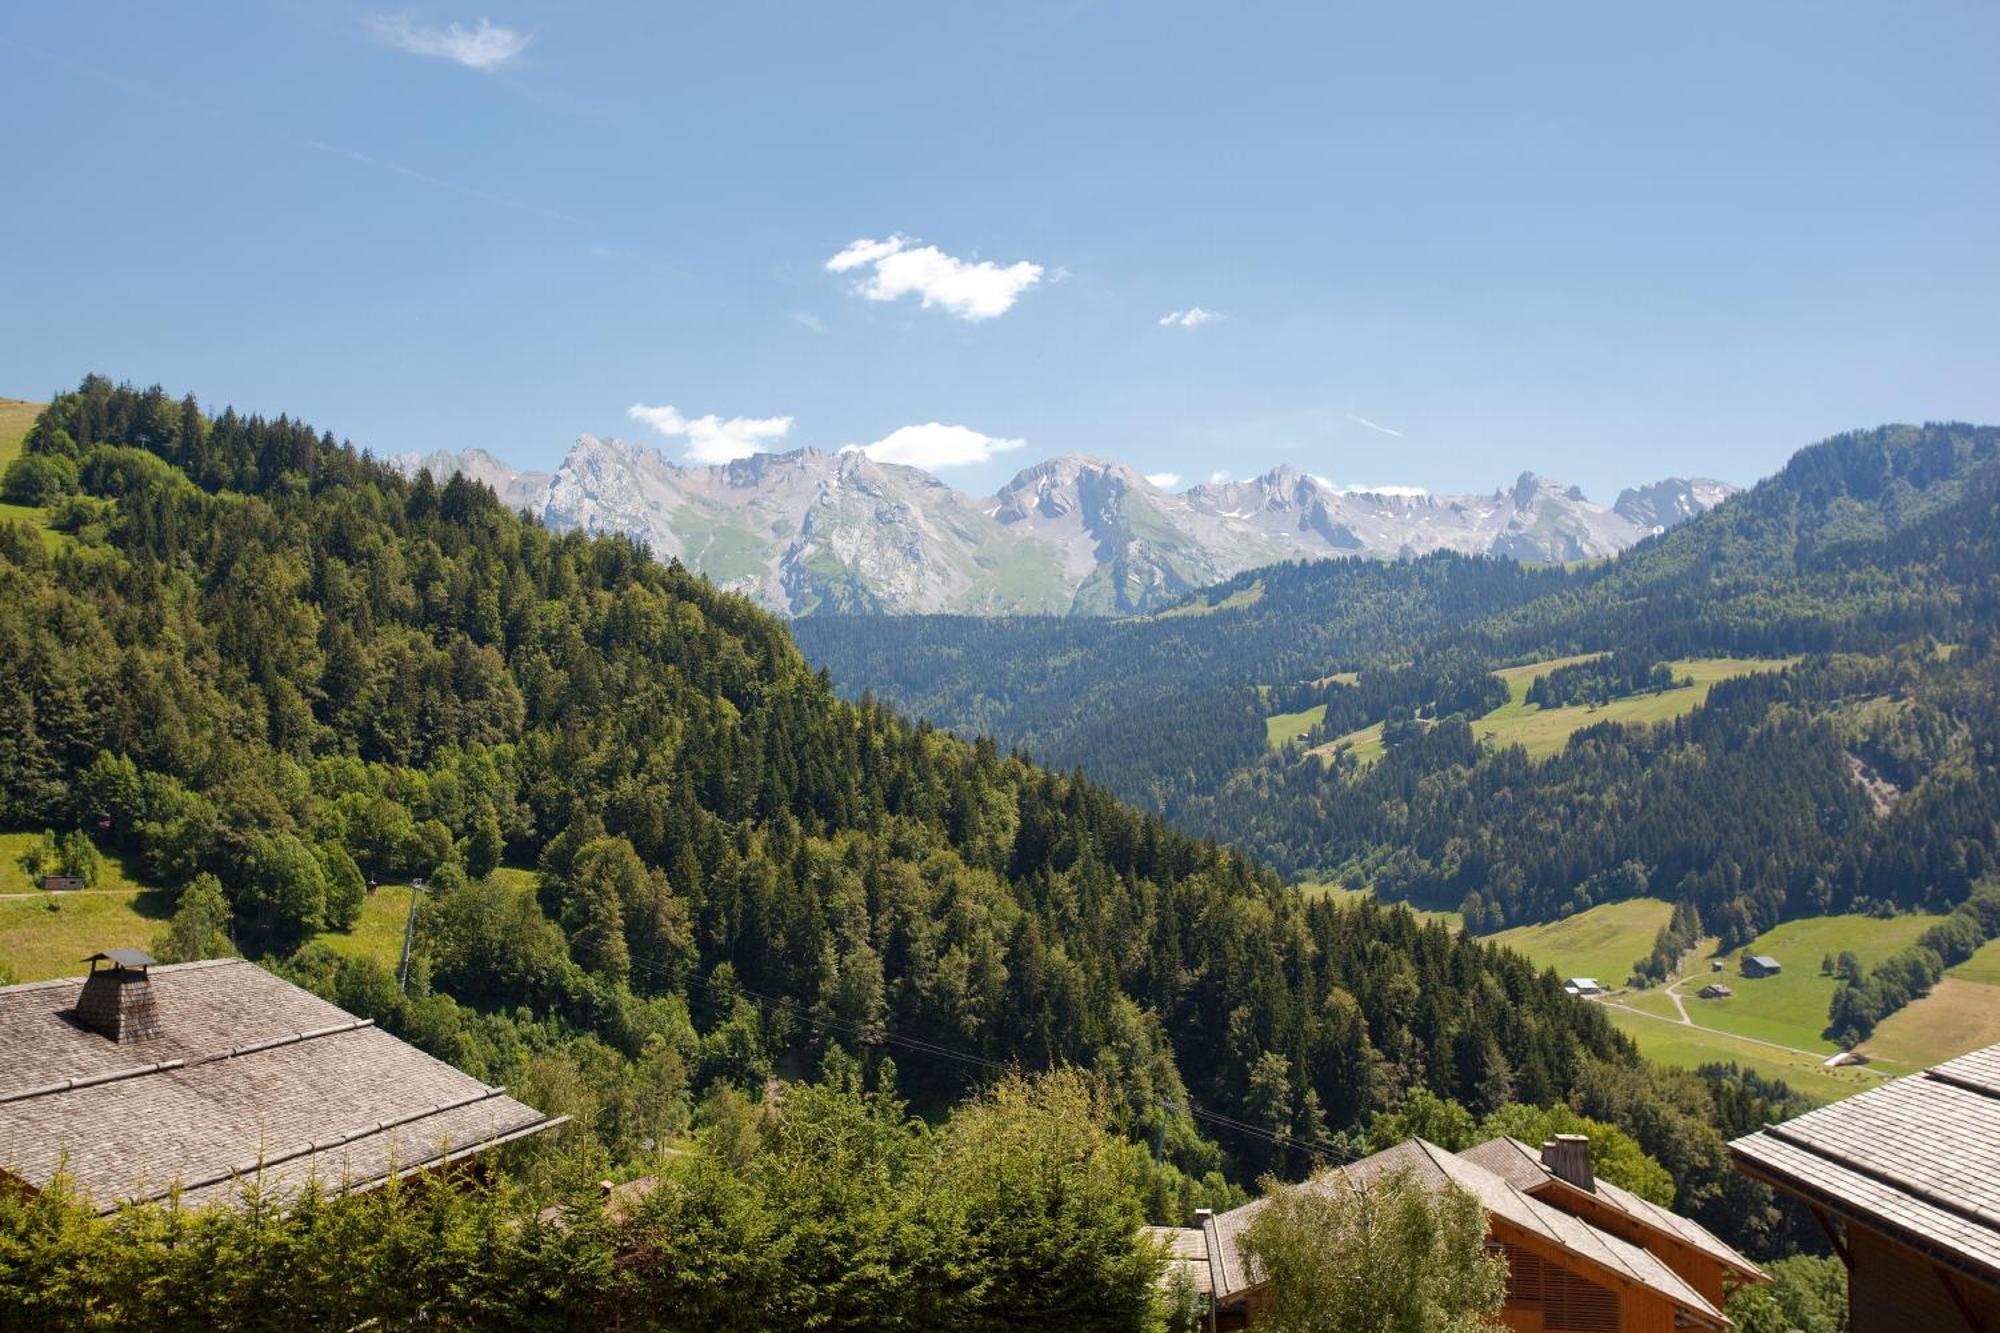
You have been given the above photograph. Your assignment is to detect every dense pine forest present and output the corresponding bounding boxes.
[800,423,2000,946]
[0,379,1785,1206]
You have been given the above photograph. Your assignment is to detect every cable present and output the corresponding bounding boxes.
[619,950,1361,1166]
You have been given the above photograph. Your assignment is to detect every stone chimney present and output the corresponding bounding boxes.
[75,949,162,1043]
[1541,1134,1595,1192]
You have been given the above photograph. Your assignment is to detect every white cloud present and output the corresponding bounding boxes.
[1345,412,1403,438]
[1144,471,1183,489]
[1159,307,1220,329]
[1334,483,1428,498]
[1209,469,1232,484]
[825,235,1043,321]
[791,311,828,334]
[369,15,531,70]
[628,403,794,464]
[843,423,1025,469]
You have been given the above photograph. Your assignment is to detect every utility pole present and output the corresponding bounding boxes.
[397,877,426,991]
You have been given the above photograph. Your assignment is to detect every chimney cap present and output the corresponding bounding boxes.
[85,948,157,972]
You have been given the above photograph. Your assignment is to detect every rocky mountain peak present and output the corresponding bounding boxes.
[392,436,1735,617]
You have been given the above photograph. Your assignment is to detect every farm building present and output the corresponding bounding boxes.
[1732,1041,2000,1331]
[1741,955,1782,978]
[0,951,565,1212]
[1157,1133,1763,1330]
[1698,983,1734,999]
[1563,977,1608,997]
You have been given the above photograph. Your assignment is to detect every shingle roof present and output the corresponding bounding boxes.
[1459,1136,1763,1283]
[1731,1040,2000,1287]
[1199,1138,1725,1323]
[1144,1224,1215,1296]
[0,959,563,1212]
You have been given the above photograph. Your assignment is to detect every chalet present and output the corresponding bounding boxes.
[1731,1041,2000,1331]
[1698,983,1734,999]
[0,951,565,1212]
[1564,977,1608,997]
[1741,955,1782,978]
[1156,1133,1762,1330]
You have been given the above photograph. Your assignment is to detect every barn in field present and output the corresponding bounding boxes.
[1152,1132,1764,1331]
[1732,1041,2000,1332]
[1740,955,1782,978]
[0,950,565,1212]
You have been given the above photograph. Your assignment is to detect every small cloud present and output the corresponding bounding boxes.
[1144,471,1183,489]
[826,235,1043,321]
[1209,469,1232,484]
[1334,482,1428,498]
[628,403,793,464]
[791,311,828,334]
[843,423,1025,469]
[1159,307,1221,329]
[369,15,531,70]
[1346,412,1403,438]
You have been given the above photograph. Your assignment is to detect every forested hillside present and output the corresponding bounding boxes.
[0,376,1765,1227]
[801,424,2000,946]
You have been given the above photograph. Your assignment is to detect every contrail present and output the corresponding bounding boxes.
[0,35,583,228]
[1346,413,1403,438]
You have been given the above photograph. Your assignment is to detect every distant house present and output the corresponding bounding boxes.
[1732,1041,2000,1331]
[1698,983,1734,999]
[40,874,86,892]
[1741,955,1782,978]
[1155,1133,1763,1330]
[1564,977,1608,997]
[1711,960,1725,972]
[0,950,566,1212]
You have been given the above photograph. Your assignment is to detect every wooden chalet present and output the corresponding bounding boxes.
[1731,1041,2000,1331]
[1157,1134,1760,1331]
[0,952,565,1212]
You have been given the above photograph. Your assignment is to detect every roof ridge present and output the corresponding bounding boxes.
[0,956,246,997]
[1925,1066,2000,1102]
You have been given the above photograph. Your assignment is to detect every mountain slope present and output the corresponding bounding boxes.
[800,423,2000,948]
[1,373,1649,1189]
[404,436,1732,616]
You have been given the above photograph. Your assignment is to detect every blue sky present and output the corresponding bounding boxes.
[3,2,1997,499]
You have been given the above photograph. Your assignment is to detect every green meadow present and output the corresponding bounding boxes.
[1472,656,1799,759]
[1265,702,1327,750]
[1297,882,1463,931]
[1488,898,1674,987]
[0,830,172,983]
[0,398,64,552]
[1687,913,1944,1056]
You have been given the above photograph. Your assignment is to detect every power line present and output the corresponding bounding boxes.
[621,950,1360,1166]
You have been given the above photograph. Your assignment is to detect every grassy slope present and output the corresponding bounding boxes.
[1478,898,1978,1100]
[1604,1007,1890,1102]
[1690,913,1944,1054]
[1297,882,1463,931]
[0,399,62,552]
[0,831,173,983]
[320,866,537,970]
[1488,898,1674,985]
[1864,934,2000,1067]
[1472,657,1798,759]
[1305,654,1792,769]
[1264,703,1327,751]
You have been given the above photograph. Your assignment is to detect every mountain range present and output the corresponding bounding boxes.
[394,436,1736,616]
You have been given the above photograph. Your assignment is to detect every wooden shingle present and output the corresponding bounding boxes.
[0,959,564,1213]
